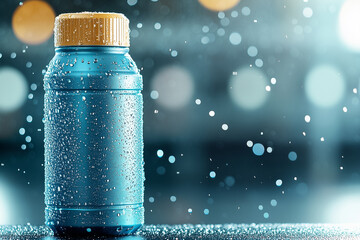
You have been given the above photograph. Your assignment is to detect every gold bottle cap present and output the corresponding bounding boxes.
[54,12,130,47]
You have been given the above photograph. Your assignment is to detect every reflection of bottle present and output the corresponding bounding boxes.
[44,12,144,236]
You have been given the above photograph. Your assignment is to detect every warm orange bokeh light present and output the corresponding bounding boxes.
[198,0,241,11]
[12,0,55,45]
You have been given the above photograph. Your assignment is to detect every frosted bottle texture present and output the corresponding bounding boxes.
[44,46,144,235]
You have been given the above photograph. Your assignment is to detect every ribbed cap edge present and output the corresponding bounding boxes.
[54,12,130,47]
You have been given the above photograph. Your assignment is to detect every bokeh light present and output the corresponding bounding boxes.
[241,6,251,16]
[247,46,258,57]
[12,0,55,45]
[151,65,194,110]
[338,0,360,52]
[0,66,28,113]
[326,193,360,223]
[198,0,241,12]
[305,65,345,108]
[229,32,242,45]
[225,176,235,187]
[252,143,265,156]
[157,166,166,175]
[288,151,297,161]
[229,67,268,110]
[303,7,313,18]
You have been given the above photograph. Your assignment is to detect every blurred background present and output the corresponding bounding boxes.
[1,0,360,226]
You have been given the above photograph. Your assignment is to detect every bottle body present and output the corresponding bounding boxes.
[44,47,144,235]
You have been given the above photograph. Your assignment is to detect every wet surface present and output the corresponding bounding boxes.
[1,224,360,239]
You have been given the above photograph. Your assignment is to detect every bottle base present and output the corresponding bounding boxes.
[49,224,143,236]
[46,204,144,236]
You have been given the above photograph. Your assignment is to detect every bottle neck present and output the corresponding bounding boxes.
[55,46,129,54]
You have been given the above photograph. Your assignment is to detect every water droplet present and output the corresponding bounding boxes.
[150,90,159,99]
[270,199,278,207]
[127,0,137,6]
[25,136,31,143]
[168,155,175,163]
[171,50,178,57]
[30,83,37,91]
[157,149,164,158]
[26,115,33,123]
[19,128,25,135]
[222,124,228,131]
[154,22,161,30]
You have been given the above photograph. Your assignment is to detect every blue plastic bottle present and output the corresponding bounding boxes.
[44,12,144,236]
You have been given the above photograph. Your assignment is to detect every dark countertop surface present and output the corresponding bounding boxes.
[1,224,360,239]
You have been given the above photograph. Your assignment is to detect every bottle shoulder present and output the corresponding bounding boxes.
[48,49,139,74]
[44,48,142,90]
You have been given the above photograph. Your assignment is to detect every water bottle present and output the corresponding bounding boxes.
[44,12,144,236]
